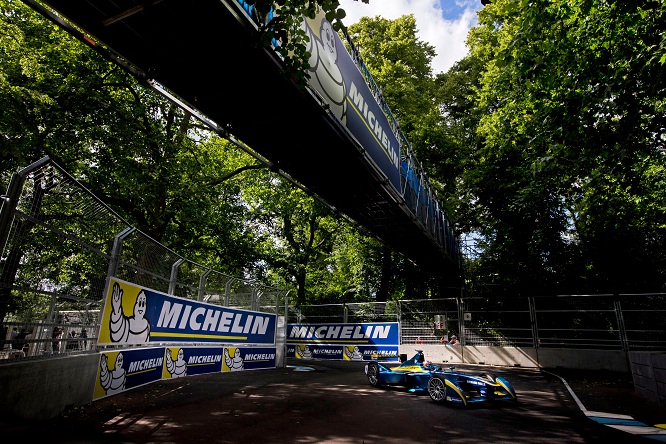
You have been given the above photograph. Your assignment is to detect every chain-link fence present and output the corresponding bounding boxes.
[1,157,288,360]
[290,294,666,351]
[3,157,664,361]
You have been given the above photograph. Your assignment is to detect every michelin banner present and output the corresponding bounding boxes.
[287,322,400,361]
[287,322,399,345]
[163,346,223,378]
[223,346,277,371]
[94,345,277,400]
[303,12,401,192]
[94,347,165,400]
[288,343,399,361]
[98,277,276,346]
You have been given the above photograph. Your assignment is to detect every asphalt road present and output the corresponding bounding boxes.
[4,359,657,443]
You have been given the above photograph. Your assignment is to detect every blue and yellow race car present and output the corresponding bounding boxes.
[364,350,518,407]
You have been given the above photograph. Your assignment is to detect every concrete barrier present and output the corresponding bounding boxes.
[629,351,666,408]
[0,354,98,421]
[399,345,630,372]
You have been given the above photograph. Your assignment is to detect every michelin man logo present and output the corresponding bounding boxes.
[296,344,313,359]
[109,281,150,343]
[344,345,363,361]
[225,348,244,371]
[99,352,127,395]
[303,16,347,125]
[165,347,187,378]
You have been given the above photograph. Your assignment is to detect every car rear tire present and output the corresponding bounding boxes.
[366,362,380,387]
[428,376,447,403]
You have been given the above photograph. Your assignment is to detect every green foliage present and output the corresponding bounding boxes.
[346,14,446,173]
[463,0,666,294]
[245,0,351,84]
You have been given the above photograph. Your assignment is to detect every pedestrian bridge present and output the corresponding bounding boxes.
[25,0,462,279]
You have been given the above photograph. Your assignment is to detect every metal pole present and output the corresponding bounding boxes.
[107,227,135,278]
[198,269,212,302]
[282,290,290,368]
[168,259,185,295]
[0,173,23,256]
[529,296,540,366]
[225,278,236,306]
[614,298,629,352]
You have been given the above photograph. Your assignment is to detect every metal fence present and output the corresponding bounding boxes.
[289,294,666,351]
[0,156,288,360]
[2,157,665,362]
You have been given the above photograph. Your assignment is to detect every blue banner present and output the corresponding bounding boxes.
[99,278,276,346]
[303,12,401,191]
[287,344,399,361]
[224,346,277,371]
[94,347,165,400]
[163,346,223,378]
[287,322,399,346]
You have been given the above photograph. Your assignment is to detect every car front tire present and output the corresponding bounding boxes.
[428,376,447,403]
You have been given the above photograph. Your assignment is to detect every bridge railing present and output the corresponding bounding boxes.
[0,156,288,360]
[340,28,461,264]
[235,0,461,266]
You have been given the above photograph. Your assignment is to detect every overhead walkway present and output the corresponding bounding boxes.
[24,0,462,280]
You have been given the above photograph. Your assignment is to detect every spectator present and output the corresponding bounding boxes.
[9,327,18,349]
[14,328,27,351]
[23,330,35,356]
[66,330,78,350]
[52,327,63,353]
[80,328,88,350]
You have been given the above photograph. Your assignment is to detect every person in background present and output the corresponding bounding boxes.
[9,327,18,349]
[14,328,27,351]
[66,330,78,350]
[52,327,63,353]
[80,328,88,350]
[23,329,35,356]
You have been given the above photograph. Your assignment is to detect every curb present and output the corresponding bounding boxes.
[546,370,666,442]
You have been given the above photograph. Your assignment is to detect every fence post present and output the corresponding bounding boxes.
[198,269,211,301]
[252,289,259,312]
[107,227,135,278]
[456,296,464,345]
[614,297,629,351]
[529,297,539,348]
[397,301,402,344]
[0,174,23,256]
[225,277,236,306]
[168,258,184,295]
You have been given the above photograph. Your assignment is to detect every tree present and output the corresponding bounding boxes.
[345,14,460,300]
[464,0,666,294]
[245,0,366,84]
[0,0,265,320]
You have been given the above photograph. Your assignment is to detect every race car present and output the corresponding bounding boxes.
[364,350,518,406]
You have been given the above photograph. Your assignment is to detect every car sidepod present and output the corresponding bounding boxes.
[365,351,434,390]
[404,371,433,393]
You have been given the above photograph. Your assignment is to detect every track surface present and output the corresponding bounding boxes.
[6,359,661,443]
